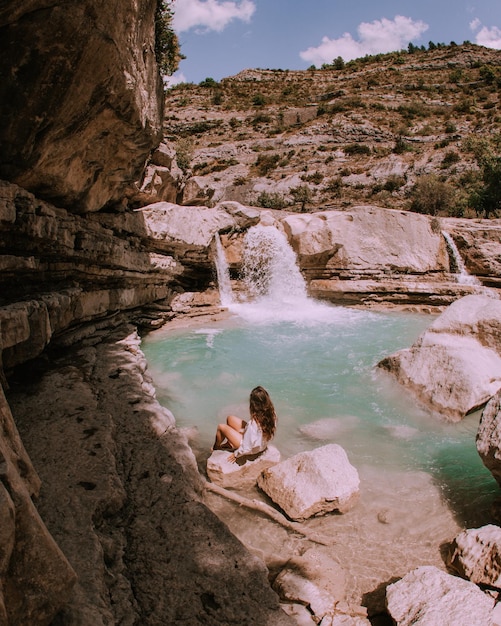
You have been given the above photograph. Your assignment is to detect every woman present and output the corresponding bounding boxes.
[213,386,277,463]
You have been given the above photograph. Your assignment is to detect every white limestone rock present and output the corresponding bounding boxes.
[385,566,495,626]
[257,444,360,521]
[378,294,501,421]
[448,524,501,587]
[282,205,449,273]
[477,390,501,486]
[206,445,281,488]
[273,548,346,617]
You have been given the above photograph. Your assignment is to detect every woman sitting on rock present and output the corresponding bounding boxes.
[212,386,277,463]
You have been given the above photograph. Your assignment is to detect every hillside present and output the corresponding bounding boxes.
[163,43,501,216]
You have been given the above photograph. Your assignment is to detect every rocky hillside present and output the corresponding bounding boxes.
[161,43,501,216]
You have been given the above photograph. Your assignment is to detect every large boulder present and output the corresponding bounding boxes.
[447,525,501,587]
[477,390,501,487]
[138,201,259,267]
[385,566,495,626]
[377,293,501,421]
[280,206,481,308]
[0,1,163,212]
[206,445,281,488]
[257,444,360,521]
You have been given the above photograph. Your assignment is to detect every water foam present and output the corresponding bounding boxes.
[219,224,372,326]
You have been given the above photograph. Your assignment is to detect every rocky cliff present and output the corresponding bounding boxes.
[0,1,164,213]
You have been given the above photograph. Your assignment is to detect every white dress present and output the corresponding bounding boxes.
[233,419,267,458]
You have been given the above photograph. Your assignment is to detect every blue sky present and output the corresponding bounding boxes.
[168,0,501,85]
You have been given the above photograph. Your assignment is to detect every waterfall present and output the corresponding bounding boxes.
[216,223,357,324]
[214,233,234,306]
[241,225,307,302]
[442,232,480,286]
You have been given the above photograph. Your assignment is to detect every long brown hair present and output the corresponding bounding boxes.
[249,386,277,441]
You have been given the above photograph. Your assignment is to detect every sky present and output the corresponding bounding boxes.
[167,0,501,85]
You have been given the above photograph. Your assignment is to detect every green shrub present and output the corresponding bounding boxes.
[324,177,343,197]
[454,98,475,114]
[409,175,455,215]
[383,175,406,192]
[393,136,412,154]
[155,0,183,76]
[441,151,461,168]
[290,185,313,211]
[397,101,429,119]
[470,155,501,217]
[257,191,289,209]
[344,143,371,156]
[199,77,218,88]
[253,94,266,106]
[255,153,280,175]
[301,171,324,184]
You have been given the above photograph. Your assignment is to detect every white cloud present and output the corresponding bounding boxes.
[469,18,481,31]
[173,0,256,33]
[164,72,188,88]
[300,15,429,66]
[470,20,501,50]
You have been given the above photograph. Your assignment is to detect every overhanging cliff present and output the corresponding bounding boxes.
[0,0,164,213]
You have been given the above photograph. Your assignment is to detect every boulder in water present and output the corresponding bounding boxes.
[477,390,501,487]
[377,293,501,421]
[257,444,360,521]
[206,445,281,488]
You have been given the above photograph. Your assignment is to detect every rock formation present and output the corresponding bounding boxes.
[447,525,501,588]
[377,293,501,421]
[7,326,292,625]
[385,566,495,626]
[477,389,501,487]
[273,548,370,625]
[257,444,360,520]
[2,3,501,623]
[206,445,281,488]
[0,1,164,213]
[0,384,76,623]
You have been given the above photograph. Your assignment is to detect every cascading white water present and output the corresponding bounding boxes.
[442,231,480,286]
[217,223,355,324]
[241,225,307,301]
[214,233,234,306]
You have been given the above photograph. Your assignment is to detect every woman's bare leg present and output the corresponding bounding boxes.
[213,415,245,451]
[227,415,246,432]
